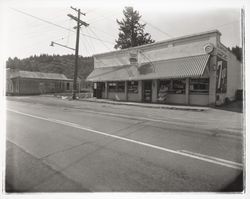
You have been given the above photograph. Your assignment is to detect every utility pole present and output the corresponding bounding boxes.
[67,6,89,100]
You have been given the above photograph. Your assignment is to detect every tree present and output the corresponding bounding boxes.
[230,46,242,62]
[114,7,154,49]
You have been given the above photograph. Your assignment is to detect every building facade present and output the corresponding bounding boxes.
[87,30,242,106]
[6,69,75,95]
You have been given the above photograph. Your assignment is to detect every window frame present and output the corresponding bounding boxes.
[108,81,125,93]
[128,81,139,93]
[189,78,209,94]
[170,79,186,94]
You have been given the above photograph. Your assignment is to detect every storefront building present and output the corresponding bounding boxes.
[6,69,75,95]
[87,30,242,106]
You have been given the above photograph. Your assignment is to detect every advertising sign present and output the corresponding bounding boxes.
[129,51,138,65]
[216,58,227,93]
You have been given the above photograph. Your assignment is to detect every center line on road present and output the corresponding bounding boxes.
[7,109,243,170]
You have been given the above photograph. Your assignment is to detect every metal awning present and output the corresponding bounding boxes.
[87,54,210,82]
[8,70,71,81]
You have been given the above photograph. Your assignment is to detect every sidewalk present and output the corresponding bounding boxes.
[80,98,209,112]
[6,96,243,139]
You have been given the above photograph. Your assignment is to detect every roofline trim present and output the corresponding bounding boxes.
[94,29,221,57]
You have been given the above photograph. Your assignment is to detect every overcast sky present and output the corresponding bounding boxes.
[0,0,243,62]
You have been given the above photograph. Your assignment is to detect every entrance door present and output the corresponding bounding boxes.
[143,80,152,103]
[95,82,104,99]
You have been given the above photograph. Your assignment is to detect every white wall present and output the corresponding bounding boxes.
[189,94,209,106]
[128,93,141,102]
[94,32,220,69]
[108,92,126,101]
[167,94,186,104]
[226,53,242,101]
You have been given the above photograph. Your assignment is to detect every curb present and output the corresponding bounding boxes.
[80,98,209,112]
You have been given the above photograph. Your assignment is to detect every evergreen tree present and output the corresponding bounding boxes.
[114,7,154,49]
[231,46,242,62]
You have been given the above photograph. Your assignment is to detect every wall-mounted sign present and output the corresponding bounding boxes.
[129,51,138,65]
[216,58,227,93]
[138,63,154,75]
[204,43,214,54]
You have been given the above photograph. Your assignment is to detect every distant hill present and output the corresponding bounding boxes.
[6,54,94,80]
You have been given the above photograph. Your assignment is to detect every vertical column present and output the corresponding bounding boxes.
[138,80,143,102]
[105,82,108,99]
[208,55,217,106]
[185,78,189,105]
[152,79,158,103]
[18,77,20,95]
[125,81,128,101]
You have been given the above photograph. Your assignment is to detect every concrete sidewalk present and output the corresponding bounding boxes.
[80,98,209,112]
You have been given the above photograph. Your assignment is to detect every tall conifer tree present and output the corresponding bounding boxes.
[114,7,154,49]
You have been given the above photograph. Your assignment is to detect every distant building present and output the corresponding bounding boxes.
[6,69,75,95]
[87,30,242,106]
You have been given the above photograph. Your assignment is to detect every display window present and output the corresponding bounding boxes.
[128,81,138,93]
[108,81,125,92]
[108,82,117,92]
[190,78,209,94]
[117,82,125,92]
[171,79,186,94]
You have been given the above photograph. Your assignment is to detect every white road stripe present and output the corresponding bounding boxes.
[67,109,243,140]
[7,109,243,170]
[179,150,243,167]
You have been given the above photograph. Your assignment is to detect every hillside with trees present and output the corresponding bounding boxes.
[6,54,94,79]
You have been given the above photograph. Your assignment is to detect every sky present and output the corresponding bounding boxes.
[0,0,244,62]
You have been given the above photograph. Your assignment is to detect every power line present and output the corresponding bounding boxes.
[205,20,240,30]
[10,7,116,45]
[141,19,173,38]
[88,27,113,51]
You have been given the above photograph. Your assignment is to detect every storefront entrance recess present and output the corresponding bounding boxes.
[143,80,152,103]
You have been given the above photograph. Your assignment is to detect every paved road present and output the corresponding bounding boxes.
[5,96,244,192]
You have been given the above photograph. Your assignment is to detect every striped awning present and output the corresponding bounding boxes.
[87,54,210,82]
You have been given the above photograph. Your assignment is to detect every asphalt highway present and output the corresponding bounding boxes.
[5,97,244,192]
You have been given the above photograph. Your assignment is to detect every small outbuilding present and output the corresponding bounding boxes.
[87,30,242,106]
[6,69,74,95]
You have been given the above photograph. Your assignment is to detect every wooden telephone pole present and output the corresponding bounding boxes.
[67,6,89,100]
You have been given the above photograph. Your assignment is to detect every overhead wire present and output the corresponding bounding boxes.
[87,27,113,52]
[141,18,173,38]
[80,28,95,56]
[10,7,116,45]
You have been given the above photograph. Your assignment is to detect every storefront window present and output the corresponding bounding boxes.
[108,81,125,92]
[158,80,170,102]
[66,82,70,90]
[159,80,171,91]
[171,79,186,94]
[108,82,117,92]
[117,82,125,92]
[190,78,209,94]
[128,81,138,93]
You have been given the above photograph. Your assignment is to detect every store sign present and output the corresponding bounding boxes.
[129,51,138,65]
[216,59,227,93]
[138,63,154,74]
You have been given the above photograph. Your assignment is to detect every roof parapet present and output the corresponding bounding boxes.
[94,29,222,57]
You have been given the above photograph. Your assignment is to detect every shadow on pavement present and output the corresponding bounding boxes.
[215,100,243,113]
[220,171,244,192]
